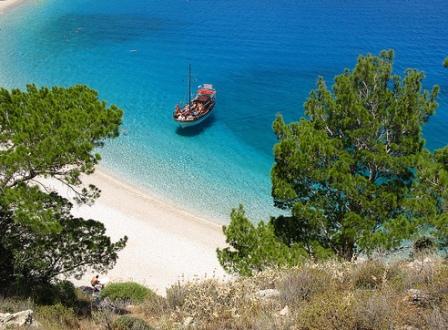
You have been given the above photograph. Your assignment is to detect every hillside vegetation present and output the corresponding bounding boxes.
[1,255,447,329]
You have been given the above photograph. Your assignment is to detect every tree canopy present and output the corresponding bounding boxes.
[217,206,306,276]
[218,51,448,274]
[0,84,126,290]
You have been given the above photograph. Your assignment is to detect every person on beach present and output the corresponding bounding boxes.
[90,274,102,291]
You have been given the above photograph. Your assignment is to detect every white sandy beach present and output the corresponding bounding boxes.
[0,0,25,14]
[64,168,228,294]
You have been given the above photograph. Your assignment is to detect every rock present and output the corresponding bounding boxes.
[407,257,433,270]
[407,289,430,305]
[279,305,289,316]
[0,309,33,328]
[256,289,280,299]
[79,285,95,294]
[97,297,127,314]
[183,316,193,328]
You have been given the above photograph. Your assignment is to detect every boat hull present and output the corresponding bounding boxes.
[175,105,214,128]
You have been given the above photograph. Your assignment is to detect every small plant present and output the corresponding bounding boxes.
[101,282,154,303]
[112,315,153,330]
[166,281,188,309]
[36,303,79,329]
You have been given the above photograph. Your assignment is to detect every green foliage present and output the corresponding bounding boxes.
[0,204,127,287]
[112,315,153,330]
[217,205,306,275]
[444,57,448,68]
[271,50,444,259]
[101,282,154,303]
[0,84,126,290]
[219,50,448,273]
[36,304,79,329]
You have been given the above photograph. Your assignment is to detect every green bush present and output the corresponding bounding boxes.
[112,315,153,330]
[101,282,154,303]
[36,303,79,329]
[4,279,78,306]
[53,280,78,307]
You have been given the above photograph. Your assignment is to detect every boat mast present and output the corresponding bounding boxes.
[188,64,192,110]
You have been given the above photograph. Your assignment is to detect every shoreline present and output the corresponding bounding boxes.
[68,166,228,294]
[0,0,26,14]
[97,165,227,226]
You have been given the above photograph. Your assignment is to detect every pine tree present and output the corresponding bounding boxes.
[219,51,448,274]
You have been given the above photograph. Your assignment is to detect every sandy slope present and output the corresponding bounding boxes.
[68,168,228,294]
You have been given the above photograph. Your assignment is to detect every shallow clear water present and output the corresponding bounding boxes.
[1,0,447,222]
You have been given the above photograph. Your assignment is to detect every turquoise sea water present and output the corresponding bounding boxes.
[1,0,447,222]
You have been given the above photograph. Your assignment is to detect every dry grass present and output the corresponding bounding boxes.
[2,257,447,329]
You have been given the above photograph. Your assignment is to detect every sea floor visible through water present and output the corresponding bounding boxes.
[1,0,447,222]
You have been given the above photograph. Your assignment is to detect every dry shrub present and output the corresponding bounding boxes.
[193,300,293,330]
[425,307,448,330]
[36,303,80,330]
[296,290,356,330]
[139,293,168,318]
[180,279,245,321]
[403,255,441,289]
[241,306,295,330]
[276,266,332,306]
[310,259,353,284]
[166,281,188,310]
[0,296,34,313]
[394,301,448,330]
[429,262,448,297]
[92,308,116,330]
[381,261,407,291]
[353,291,395,329]
[247,268,284,290]
[352,260,387,289]
[164,277,279,327]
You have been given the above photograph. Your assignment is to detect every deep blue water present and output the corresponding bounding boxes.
[1,0,447,222]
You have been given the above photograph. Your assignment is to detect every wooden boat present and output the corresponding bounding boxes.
[173,66,216,128]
